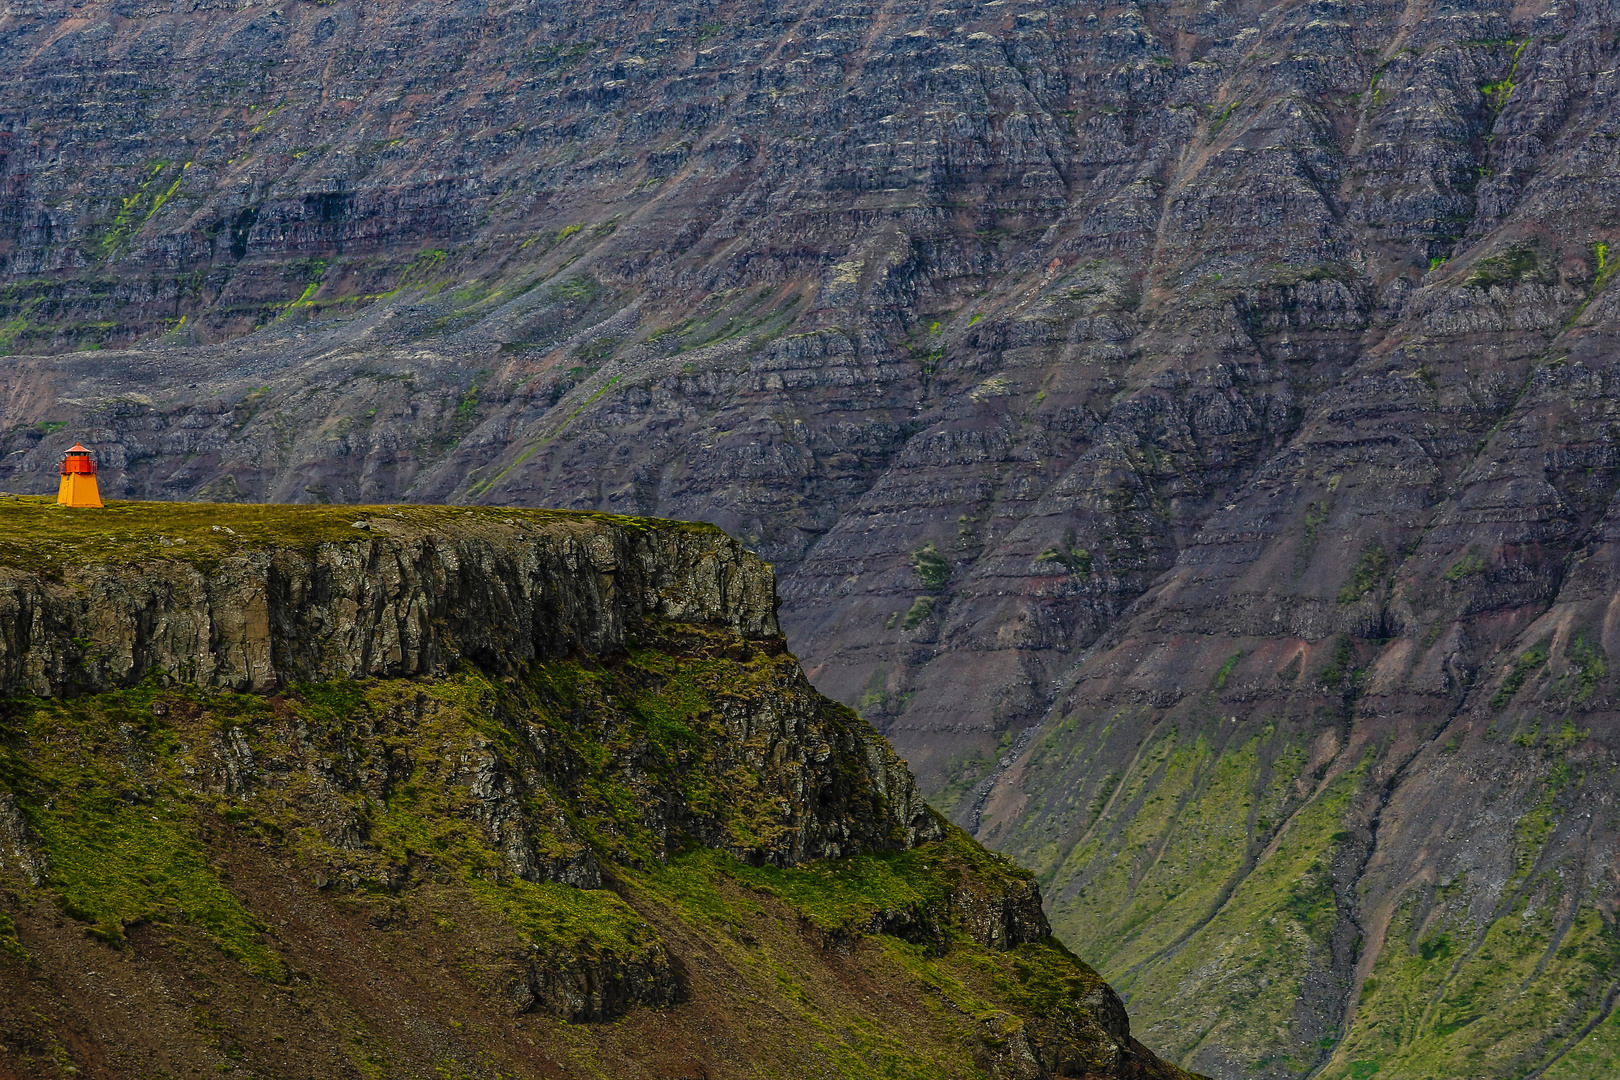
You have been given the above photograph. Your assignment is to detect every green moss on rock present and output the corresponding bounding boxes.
[0,682,284,978]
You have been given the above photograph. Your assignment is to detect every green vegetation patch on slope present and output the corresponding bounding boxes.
[0,680,284,978]
[732,818,1033,938]
[910,542,952,587]
[1322,760,1620,1080]
[631,829,1031,949]
[999,648,1620,1080]
[472,877,661,959]
[1337,542,1388,604]
[1540,977,1620,1080]
[0,617,1196,1080]
[998,700,1369,1076]
[621,844,1141,1079]
[881,935,1122,1071]
[1465,243,1545,288]
[1042,721,1317,972]
[1491,639,1550,708]
[1109,760,1363,1073]
[1325,893,1620,1079]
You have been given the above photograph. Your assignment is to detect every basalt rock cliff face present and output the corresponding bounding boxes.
[0,499,1194,1080]
[0,501,779,696]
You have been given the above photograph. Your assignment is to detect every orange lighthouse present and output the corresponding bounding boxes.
[57,444,104,508]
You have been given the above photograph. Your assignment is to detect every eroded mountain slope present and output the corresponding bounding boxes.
[6,0,1620,805]
[9,1,1620,1073]
[976,322,1620,1078]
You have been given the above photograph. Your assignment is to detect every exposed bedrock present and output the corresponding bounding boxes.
[0,512,777,696]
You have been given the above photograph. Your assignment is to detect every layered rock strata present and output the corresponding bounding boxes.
[975,356,1620,1078]
[0,503,777,696]
[4,0,1618,812]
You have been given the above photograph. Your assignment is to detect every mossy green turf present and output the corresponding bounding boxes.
[0,682,285,978]
[0,622,1146,1079]
[0,494,718,575]
[726,824,1031,937]
[1019,715,1352,1074]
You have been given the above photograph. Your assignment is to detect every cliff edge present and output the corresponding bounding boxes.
[0,499,777,696]
[0,498,1196,1080]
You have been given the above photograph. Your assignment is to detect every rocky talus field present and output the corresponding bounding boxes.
[6,0,1620,1073]
[0,499,1197,1080]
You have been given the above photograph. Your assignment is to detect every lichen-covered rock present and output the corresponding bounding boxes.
[0,793,46,886]
[947,875,1051,951]
[509,937,681,1023]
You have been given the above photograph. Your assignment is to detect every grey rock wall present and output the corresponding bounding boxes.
[0,515,778,697]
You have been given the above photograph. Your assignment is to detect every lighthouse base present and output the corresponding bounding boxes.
[57,473,103,508]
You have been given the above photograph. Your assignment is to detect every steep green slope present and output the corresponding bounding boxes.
[0,502,1195,1080]
[983,651,1620,1079]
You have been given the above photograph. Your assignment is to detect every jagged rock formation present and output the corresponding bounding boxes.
[0,500,1192,1080]
[7,0,1620,1075]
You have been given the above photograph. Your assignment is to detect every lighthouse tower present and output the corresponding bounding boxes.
[57,444,104,508]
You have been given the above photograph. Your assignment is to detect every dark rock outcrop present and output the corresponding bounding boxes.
[0,509,776,696]
[509,943,682,1023]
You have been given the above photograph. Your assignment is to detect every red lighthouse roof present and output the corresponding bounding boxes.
[66,443,90,453]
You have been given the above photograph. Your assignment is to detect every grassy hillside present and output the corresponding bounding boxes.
[989,695,1620,1080]
[0,501,1196,1079]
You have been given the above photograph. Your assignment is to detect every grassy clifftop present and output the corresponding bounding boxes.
[0,495,779,698]
[0,494,717,576]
